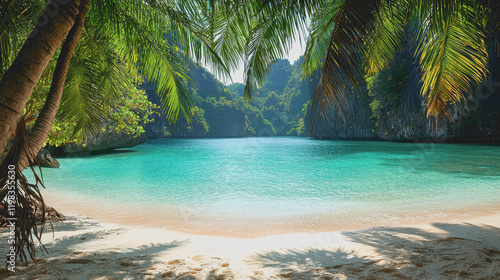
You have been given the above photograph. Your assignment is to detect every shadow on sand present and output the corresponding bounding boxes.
[1,220,499,279]
[254,222,500,279]
[0,217,186,280]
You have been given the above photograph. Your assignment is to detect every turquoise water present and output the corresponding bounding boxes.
[33,137,500,235]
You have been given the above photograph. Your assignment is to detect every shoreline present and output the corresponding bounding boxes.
[1,211,499,279]
[40,188,500,238]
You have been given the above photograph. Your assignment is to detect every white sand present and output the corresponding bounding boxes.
[1,212,499,279]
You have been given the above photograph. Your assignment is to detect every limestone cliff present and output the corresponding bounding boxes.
[309,44,500,142]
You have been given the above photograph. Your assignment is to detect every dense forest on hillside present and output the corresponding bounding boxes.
[145,58,318,138]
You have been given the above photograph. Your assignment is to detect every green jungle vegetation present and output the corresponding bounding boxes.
[149,58,317,138]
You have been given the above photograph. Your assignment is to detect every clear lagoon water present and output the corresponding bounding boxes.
[32,137,500,236]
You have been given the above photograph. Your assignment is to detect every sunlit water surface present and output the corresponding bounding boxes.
[31,137,500,236]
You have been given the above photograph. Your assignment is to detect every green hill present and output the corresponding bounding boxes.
[145,57,316,138]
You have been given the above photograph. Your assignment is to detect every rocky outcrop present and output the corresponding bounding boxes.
[308,96,378,140]
[36,148,60,168]
[310,89,500,143]
[309,41,500,143]
[49,127,146,155]
[374,96,500,142]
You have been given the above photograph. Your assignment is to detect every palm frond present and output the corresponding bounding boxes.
[302,2,339,77]
[167,0,233,81]
[0,0,45,75]
[88,0,232,123]
[207,1,250,77]
[309,0,381,130]
[57,26,130,138]
[414,0,488,119]
[364,1,409,74]
[58,49,107,139]
[243,0,311,100]
[260,0,324,15]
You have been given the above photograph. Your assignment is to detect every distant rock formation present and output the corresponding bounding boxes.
[36,148,60,168]
[48,126,146,156]
[309,40,500,143]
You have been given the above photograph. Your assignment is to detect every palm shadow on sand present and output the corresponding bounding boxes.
[254,222,500,279]
[1,219,499,279]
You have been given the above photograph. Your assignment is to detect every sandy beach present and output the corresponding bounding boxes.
[1,211,499,279]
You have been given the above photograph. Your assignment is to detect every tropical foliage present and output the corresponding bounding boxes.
[19,40,157,148]
[302,0,496,129]
[0,0,231,262]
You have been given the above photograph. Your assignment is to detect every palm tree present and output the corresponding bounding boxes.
[0,0,231,158]
[18,0,91,169]
[0,0,231,262]
[0,0,82,155]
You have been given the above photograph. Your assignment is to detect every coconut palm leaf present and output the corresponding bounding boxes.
[414,0,489,119]
[260,0,323,15]
[0,0,45,75]
[242,0,311,100]
[87,0,188,123]
[302,2,338,77]
[57,27,130,139]
[169,0,235,79]
[202,0,250,78]
[308,0,381,130]
[307,0,491,129]
[364,1,409,75]
[199,0,321,100]
[85,0,232,123]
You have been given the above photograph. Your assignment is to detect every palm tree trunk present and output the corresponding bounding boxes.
[19,0,91,170]
[0,0,82,156]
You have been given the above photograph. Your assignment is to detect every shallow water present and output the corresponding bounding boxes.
[31,137,500,236]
